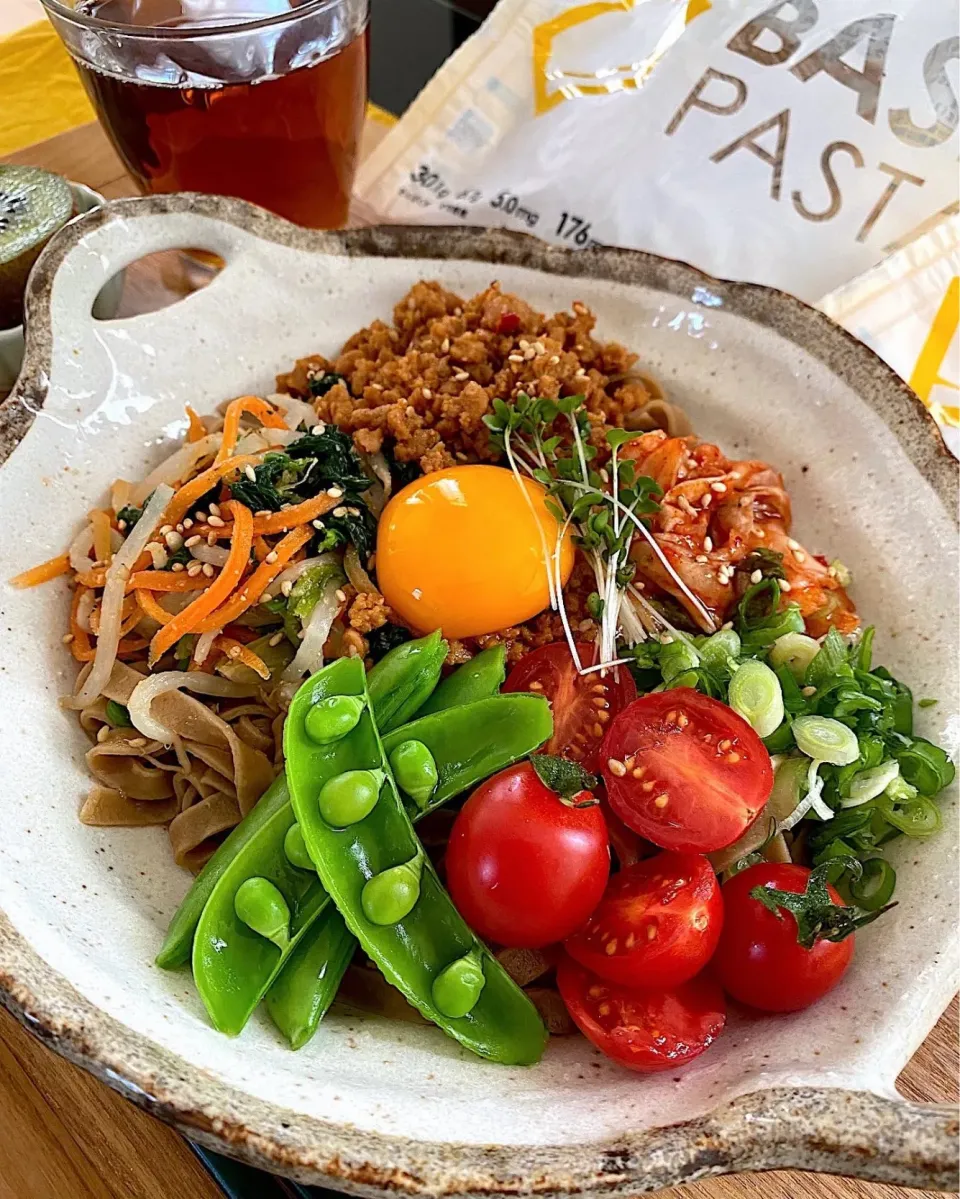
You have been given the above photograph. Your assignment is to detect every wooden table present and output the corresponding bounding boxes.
[2,120,957,1199]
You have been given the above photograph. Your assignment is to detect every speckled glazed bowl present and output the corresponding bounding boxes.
[0,195,957,1196]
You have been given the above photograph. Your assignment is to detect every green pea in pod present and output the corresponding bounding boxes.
[318,769,384,827]
[362,852,425,925]
[304,694,365,744]
[432,949,487,1018]
[389,739,439,809]
[283,822,315,871]
[234,877,291,950]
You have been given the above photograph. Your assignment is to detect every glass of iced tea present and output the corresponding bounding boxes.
[42,0,369,229]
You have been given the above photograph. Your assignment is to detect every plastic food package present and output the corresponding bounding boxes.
[819,214,959,459]
[356,0,959,302]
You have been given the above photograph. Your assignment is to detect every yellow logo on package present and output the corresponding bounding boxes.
[910,276,959,430]
[533,0,711,115]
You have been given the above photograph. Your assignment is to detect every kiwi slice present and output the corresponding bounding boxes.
[0,166,74,331]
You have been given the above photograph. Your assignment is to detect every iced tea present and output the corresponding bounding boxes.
[47,0,369,229]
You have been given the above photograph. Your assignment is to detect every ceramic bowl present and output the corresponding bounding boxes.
[0,182,123,393]
[0,195,957,1196]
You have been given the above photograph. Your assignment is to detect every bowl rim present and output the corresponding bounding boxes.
[0,193,957,1196]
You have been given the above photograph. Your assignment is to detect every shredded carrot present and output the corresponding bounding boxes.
[69,585,95,661]
[194,524,312,633]
[214,396,288,466]
[136,589,175,626]
[253,535,271,562]
[162,454,264,529]
[119,598,143,637]
[148,502,254,665]
[10,553,71,589]
[116,636,151,658]
[253,493,340,536]
[78,551,154,588]
[185,405,206,443]
[127,570,209,592]
[216,636,271,681]
[90,510,113,565]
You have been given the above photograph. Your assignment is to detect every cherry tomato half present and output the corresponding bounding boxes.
[565,852,722,988]
[557,954,726,1073]
[504,642,637,772]
[601,689,772,853]
[445,761,610,948]
[713,863,854,1012]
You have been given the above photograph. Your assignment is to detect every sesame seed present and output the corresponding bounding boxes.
[703,536,713,553]
[175,523,185,534]
[62,633,74,644]
[182,517,194,530]
[802,685,817,697]
[312,519,325,530]
[750,569,763,584]
[129,737,147,749]
[202,563,215,578]
[171,562,185,572]
[209,502,221,516]
[678,495,697,517]
[335,589,347,603]
[695,554,709,563]
[779,579,792,592]
[269,632,284,647]
[441,338,450,353]
[207,515,225,528]
[97,725,110,742]
[711,481,727,493]
[164,531,184,550]
[311,424,326,436]
[187,562,203,577]
[787,538,800,550]
[756,529,766,538]
[228,646,242,659]
[578,618,593,632]
[795,550,807,563]
[508,354,524,364]
[117,519,127,531]
[524,347,536,360]
[281,581,293,597]
[261,592,275,603]
[659,632,674,644]
[159,524,173,535]
[700,493,712,508]
[347,507,361,517]
[265,550,278,564]
[184,535,201,547]
[422,388,432,399]
[194,511,207,523]
[327,487,343,498]
[654,795,669,808]
[244,465,257,482]
[534,342,546,356]
[206,532,218,546]
[332,506,347,518]
[454,370,469,381]
[549,354,560,365]
[607,758,627,777]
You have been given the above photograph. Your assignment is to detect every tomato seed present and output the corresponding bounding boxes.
[727,751,741,763]
[598,1002,611,1016]
[593,723,603,737]
[718,739,732,752]
[654,794,669,808]
[693,911,708,931]
[646,923,658,940]
[605,939,618,955]
[666,710,678,723]
[632,766,646,779]
[677,712,689,728]
[528,680,543,691]
[597,710,609,723]
[642,781,655,792]
[607,758,627,777]
[588,984,605,998]
[625,932,635,949]
[593,696,608,708]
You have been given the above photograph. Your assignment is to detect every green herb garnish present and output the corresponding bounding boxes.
[530,754,598,805]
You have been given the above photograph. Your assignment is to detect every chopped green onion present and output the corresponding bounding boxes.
[769,632,821,682]
[768,756,808,822]
[105,700,132,728]
[699,628,740,670]
[918,698,938,709]
[841,760,900,807]
[847,858,896,910]
[793,715,860,766]
[729,660,784,739]
[877,790,942,837]
[896,739,956,795]
[804,627,847,688]
[659,638,700,682]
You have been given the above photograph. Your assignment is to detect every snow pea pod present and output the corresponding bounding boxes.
[263,903,357,1050]
[285,659,547,1065]
[367,628,447,733]
[266,693,552,1048]
[157,633,441,970]
[155,772,290,969]
[415,645,505,716]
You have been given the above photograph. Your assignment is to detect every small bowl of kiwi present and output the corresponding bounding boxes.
[0,166,124,393]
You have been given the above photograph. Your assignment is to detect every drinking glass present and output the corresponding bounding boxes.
[42,0,370,229]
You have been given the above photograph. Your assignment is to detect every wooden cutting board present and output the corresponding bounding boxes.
[1,119,957,1199]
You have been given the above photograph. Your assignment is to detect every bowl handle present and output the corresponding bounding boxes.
[38,197,256,331]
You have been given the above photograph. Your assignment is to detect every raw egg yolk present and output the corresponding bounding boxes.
[376,465,575,639]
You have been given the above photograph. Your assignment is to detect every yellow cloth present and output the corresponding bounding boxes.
[0,19,396,158]
[0,21,96,156]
